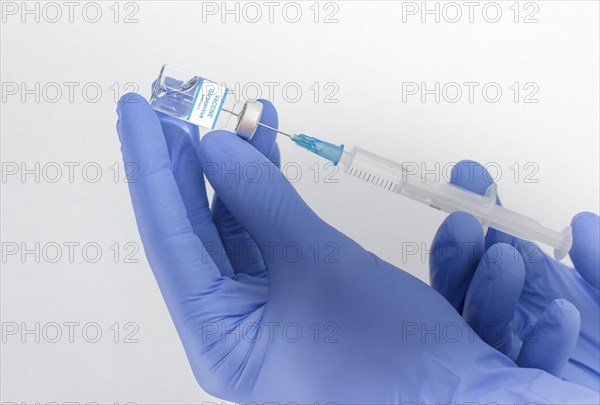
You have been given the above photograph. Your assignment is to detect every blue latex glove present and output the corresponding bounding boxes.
[430,161,600,392]
[117,94,599,403]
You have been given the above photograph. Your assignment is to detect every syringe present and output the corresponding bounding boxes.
[147,65,572,259]
[270,130,572,260]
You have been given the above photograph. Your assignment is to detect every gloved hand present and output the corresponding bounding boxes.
[430,161,600,392]
[117,93,599,403]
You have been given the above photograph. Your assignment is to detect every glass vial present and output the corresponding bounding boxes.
[149,65,262,140]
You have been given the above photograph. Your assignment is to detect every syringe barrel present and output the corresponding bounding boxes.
[339,147,572,259]
[338,147,408,192]
[486,207,572,260]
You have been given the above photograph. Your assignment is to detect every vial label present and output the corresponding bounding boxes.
[187,79,228,129]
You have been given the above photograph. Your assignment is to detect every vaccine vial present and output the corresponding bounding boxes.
[149,64,263,140]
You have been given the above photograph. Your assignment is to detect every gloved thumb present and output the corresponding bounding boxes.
[569,212,600,289]
[199,131,340,270]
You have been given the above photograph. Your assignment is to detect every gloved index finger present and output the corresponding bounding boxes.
[157,111,235,278]
[116,93,224,311]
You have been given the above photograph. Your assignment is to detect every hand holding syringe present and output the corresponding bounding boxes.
[149,65,572,260]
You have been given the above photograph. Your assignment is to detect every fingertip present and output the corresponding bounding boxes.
[482,243,525,278]
[441,211,484,238]
[116,93,154,138]
[517,298,581,376]
[117,92,147,113]
[569,211,600,288]
[544,299,581,328]
[450,160,495,196]
[477,243,526,306]
[116,93,165,164]
[571,211,599,243]
[572,211,596,225]
[433,212,485,258]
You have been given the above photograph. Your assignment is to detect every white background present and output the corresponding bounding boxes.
[1,0,599,403]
